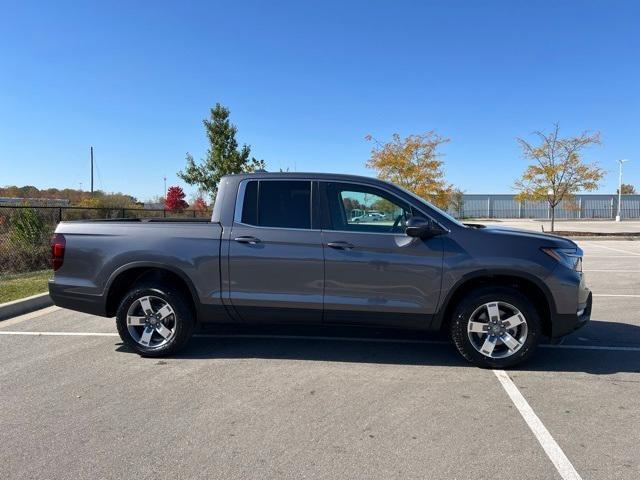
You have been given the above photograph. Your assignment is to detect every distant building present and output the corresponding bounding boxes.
[448,193,640,219]
[142,203,165,210]
[0,197,70,206]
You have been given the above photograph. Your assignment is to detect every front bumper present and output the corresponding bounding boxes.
[551,290,592,338]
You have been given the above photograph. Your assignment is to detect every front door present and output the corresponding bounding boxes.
[228,179,323,323]
[320,181,443,327]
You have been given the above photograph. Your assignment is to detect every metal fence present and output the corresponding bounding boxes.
[448,194,640,220]
[2,195,639,275]
[0,206,212,275]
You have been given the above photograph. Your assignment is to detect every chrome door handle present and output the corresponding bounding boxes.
[234,236,261,244]
[327,241,354,250]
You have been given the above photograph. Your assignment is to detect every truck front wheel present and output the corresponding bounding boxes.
[450,286,541,368]
[115,283,195,357]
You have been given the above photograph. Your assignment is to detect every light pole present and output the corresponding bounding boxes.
[616,159,629,222]
[163,177,167,199]
[547,188,555,231]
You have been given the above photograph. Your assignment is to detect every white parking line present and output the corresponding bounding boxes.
[586,243,640,256]
[593,294,640,298]
[583,269,640,273]
[0,331,449,343]
[2,330,640,352]
[584,255,640,258]
[0,331,118,337]
[493,370,582,480]
[540,344,640,352]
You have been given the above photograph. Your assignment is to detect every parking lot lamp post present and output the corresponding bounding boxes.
[547,188,555,231]
[616,159,629,222]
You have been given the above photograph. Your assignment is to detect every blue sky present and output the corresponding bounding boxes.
[1,0,638,201]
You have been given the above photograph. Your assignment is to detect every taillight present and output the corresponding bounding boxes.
[51,233,66,271]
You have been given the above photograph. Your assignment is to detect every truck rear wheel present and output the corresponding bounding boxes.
[115,283,195,357]
[450,286,541,368]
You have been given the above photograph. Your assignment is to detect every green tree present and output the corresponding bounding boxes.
[178,103,265,201]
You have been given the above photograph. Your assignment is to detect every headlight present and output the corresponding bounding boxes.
[541,247,582,272]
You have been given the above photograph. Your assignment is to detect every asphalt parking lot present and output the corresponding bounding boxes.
[1,240,639,480]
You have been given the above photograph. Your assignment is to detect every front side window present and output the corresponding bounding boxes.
[240,180,311,229]
[324,182,414,233]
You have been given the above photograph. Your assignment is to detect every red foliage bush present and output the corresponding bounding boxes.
[165,186,188,212]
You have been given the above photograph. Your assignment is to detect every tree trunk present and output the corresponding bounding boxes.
[550,205,555,232]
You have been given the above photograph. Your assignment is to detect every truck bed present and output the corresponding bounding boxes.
[50,220,224,318]
[61,217,212,223]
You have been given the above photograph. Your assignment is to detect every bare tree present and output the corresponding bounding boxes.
[514,124,604,231]
[449,188,465,218]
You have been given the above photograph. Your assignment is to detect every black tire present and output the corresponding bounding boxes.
[116,283,195,357]
[450,286,541,368]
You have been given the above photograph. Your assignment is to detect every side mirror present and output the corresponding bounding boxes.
[405,216,446,239]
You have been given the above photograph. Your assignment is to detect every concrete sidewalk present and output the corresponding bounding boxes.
[470,219,640,234]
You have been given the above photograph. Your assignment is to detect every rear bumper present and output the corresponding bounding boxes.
[551,291,592,338]
[48,281,107,317]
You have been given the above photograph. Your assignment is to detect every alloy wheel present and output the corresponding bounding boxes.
[467,301,528,359]
[126,295,177,348]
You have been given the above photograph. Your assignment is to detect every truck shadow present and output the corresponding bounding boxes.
[117,320,640,374]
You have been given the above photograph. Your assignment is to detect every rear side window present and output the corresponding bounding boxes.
[240,180,311,229]
[241,181,258,225]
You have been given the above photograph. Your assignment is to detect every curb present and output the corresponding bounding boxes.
[0,292,53,321]
[563,236,640,241]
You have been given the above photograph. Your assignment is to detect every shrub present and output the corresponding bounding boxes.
[10,208,48,247]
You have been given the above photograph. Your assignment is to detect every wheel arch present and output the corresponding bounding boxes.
[433,270,555,338]
[104,262,199,319]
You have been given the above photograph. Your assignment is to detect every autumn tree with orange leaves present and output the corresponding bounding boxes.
[514,125,604,231]
[365,131,453,209]
[192,196,208,213]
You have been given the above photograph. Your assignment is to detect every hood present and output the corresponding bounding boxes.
[472,224,577,248]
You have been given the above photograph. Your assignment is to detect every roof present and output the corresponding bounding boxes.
[221,172,384,183]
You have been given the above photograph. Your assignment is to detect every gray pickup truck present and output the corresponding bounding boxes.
[49,172,591,368]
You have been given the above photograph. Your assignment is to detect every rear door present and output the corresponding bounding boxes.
[320,181,443,327]
[227,179,324,323]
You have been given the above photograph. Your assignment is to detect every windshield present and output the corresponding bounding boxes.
[393,183,466,228]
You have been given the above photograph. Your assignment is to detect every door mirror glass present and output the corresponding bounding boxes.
[405,216,446,238]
